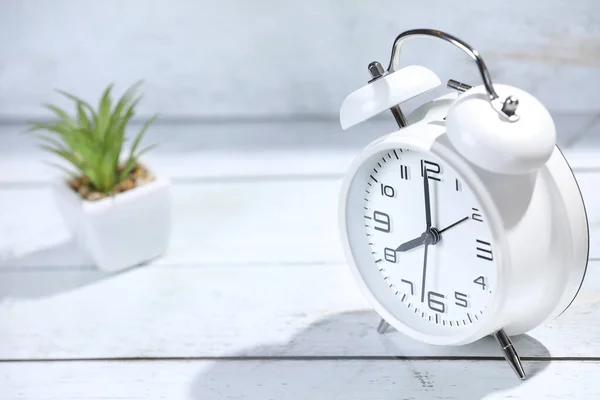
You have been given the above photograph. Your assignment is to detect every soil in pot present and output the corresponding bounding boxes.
[68,163,156,201]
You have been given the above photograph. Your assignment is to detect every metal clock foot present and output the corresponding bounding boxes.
[494,329,526,380]
[377,319,392,334]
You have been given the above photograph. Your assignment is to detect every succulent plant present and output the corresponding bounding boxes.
[28,81,157,194]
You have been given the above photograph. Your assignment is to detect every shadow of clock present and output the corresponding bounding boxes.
[189,311,550,400]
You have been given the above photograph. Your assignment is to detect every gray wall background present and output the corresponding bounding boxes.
[1,0,599,120]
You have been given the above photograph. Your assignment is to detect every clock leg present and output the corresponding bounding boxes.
[494,329,527,380]
[377,318,392,334]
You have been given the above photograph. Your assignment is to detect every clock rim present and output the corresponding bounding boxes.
[540,145,589,321]
[338,122,510,346]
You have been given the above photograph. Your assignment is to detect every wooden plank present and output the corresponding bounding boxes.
[0,121,378,184]
[0,179,344,268]
[1,262,600,360]
[0,117,598,184]
[2,170,599,269]
[2,359,600,399]
[0,148,357,184]
[4,147,596,184]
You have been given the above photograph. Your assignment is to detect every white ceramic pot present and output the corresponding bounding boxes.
[52,175,172,271]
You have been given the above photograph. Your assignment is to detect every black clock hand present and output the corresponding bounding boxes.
[396,217,468,252]
[438,216,469,234]
[395,232,428,252]
[420,241,430,303]
[420,169,432,304]
[423,168,432,229]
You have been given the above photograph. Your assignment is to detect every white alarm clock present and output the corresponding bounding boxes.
[338,29,589,380]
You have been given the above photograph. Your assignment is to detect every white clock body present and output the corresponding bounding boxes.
[338,95,589,346]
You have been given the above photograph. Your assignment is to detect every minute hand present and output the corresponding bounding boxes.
[423,168,432,229]
[420,168,432,303]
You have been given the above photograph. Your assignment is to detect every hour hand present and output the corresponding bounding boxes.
[395,232,428,252]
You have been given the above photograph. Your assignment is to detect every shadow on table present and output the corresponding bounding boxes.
[189,311,550,400]
[0,239,140,299]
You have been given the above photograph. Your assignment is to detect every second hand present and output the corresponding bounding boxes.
[438,216,470,234]
[420,241,429,303]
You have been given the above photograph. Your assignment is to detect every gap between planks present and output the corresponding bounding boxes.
[2,355,600,363]
[0,173,344,189]
[2,359,600,400]
[1,258,599,273]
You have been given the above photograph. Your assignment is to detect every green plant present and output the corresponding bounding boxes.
[28,81,157,193]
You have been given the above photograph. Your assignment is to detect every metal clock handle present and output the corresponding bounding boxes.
[368,28,520,123]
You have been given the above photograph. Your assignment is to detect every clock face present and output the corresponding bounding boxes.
[345,147,497,335]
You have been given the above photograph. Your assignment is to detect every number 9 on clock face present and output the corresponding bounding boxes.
[340,146,499,344]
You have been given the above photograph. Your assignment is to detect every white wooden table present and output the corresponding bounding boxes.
[1,120,599,399]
